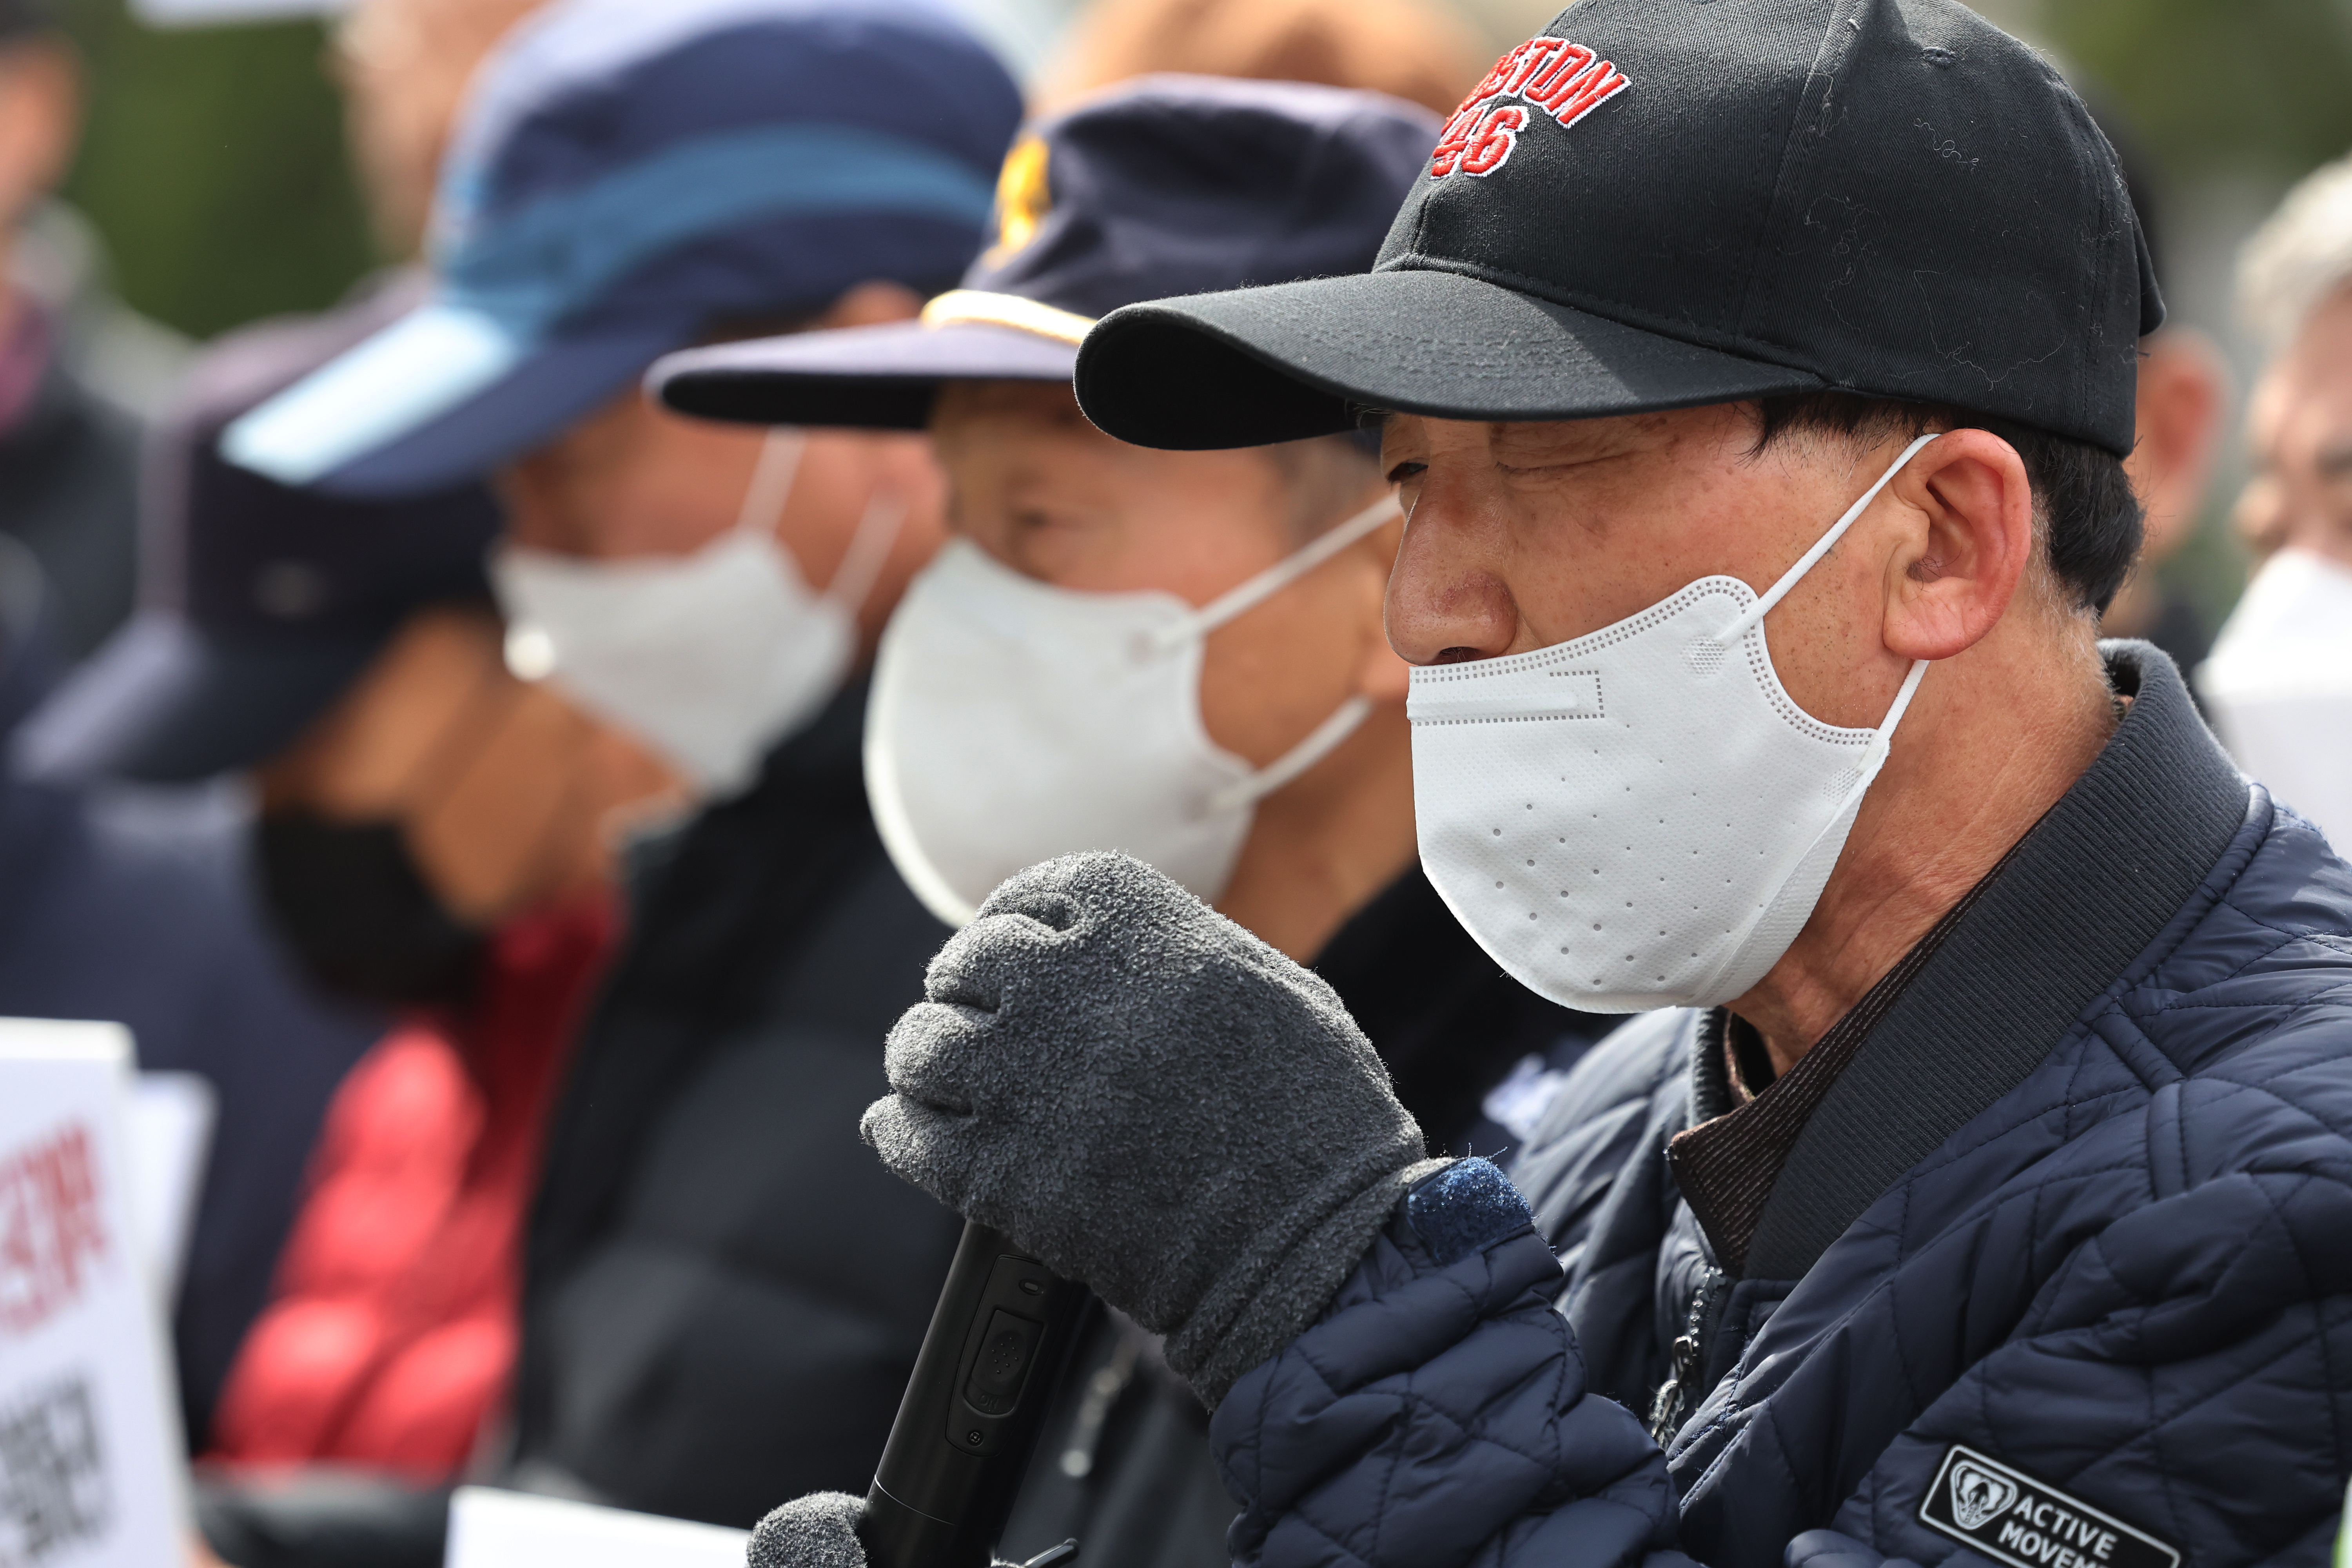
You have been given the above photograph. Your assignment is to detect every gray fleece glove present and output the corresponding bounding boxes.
[862,852,1445,1407]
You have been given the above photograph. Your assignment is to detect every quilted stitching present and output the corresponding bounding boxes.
[1207,797,2352,1568]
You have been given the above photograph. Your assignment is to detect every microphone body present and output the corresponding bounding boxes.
[859,1220,1086,1568]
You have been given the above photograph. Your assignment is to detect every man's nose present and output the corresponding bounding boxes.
[1383,480,1519,667]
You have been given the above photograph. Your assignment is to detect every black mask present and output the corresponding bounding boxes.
[255,811,485,1007]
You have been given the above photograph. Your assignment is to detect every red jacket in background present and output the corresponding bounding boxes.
[207,893,615,1477]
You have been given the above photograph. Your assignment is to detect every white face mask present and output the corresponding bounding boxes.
[866,494,1403,926]
[1409,434,1940,1013]
[2197,546,2352,848]
[491,432,904,798]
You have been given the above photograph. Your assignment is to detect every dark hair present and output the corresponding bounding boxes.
[1748,392,2143,615]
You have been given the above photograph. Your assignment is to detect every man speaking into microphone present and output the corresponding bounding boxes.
[755,0,2352,1565]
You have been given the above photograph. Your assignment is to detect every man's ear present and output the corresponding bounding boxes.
[2126,328,2228,563]
[1880,427,2036,662]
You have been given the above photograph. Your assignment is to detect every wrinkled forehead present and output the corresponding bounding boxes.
[1375,404,1758,463]
[930,378,1090,432]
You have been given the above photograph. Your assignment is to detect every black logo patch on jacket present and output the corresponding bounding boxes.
[1918,1446,2179,1568]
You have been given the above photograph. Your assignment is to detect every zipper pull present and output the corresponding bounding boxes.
[1646,1268,1724,1446]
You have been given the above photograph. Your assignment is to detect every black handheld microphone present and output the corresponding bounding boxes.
[859,1220,1087,1568]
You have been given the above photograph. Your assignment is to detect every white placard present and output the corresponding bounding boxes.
[125,1074,217,1305]
[0,1019,189,1568]
[447,1487,750,1568]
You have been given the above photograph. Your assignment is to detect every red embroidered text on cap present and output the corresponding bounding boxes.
[1430,36,1629,179]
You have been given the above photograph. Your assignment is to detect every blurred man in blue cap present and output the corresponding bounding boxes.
[11,0,642,1463]
[654,75,1600,1568]
[197,0,1022,1560]
[21,276,685,1487]
[0,460,391,1454]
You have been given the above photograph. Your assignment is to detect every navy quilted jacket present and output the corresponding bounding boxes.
[1209,645,2352,1568]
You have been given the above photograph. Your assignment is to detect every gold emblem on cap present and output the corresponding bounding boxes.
[985,135,1052,261]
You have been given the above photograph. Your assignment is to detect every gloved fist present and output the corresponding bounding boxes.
[862,852,1444,1407]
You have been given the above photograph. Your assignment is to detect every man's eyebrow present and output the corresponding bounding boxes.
[1488,420,1623,461]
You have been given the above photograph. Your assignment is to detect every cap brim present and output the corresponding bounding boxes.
[221,300,690,499]
[652,319,1079,430]
[13,613,384,783]
[1074,267,1828,450]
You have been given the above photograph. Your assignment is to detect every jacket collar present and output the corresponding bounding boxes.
[1739,641,2252,1280]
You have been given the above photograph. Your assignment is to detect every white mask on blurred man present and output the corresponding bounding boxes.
[491,432,901,798]
[866,496,1400,925]
[2198,546,2352,848]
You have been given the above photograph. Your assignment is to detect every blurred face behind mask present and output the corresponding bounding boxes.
[2234,283,2352,567]
[495,299,947,798]
[880,379,1415,961]
[254,603,680,1005]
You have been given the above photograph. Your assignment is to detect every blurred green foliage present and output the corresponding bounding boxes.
[2046,0,2352,178]
[56,0,377,341]
[40,0,2352,346]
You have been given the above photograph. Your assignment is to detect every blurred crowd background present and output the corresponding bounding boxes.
[47,0,2352,631]
[0,0,2342,1561]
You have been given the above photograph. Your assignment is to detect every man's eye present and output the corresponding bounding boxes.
[1385,461,1426,485]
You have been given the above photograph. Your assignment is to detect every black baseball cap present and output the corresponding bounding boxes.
[1073,0,2161,458]
[650,75,1440,428]
[16,277,500,783]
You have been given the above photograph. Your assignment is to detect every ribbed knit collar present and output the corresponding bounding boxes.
[1669,642,2250,1279]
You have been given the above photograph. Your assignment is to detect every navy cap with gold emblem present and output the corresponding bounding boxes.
[1071,0,2161,457]
[650,74,1440,430]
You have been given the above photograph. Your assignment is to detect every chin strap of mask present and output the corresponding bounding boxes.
[1143,493,1404,657]
[1205,693,1377,815]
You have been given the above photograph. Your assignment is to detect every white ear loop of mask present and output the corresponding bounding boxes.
[1713,432,1942,645]
[826,490,909,617]
[735,427,806,537]
[1167,492,1405,815]
[493,428,906,797]
[738,427,907,619]
[1707,431,1942,743]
